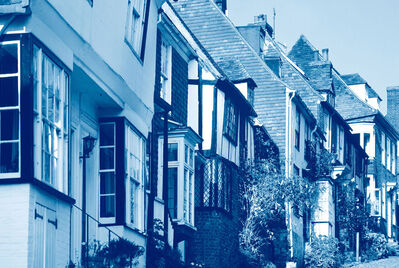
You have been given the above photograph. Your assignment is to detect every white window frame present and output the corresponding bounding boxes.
[33,45,69,193]
[323,110,330,150]
[387,137,391,171]
[382,132,386,166]
[295,107,300,150]
[392,142,396,175]
[160,40,172,104]
[125,125,146,231]
[338,126,344,163]
[99,122,116,224]
[0,40,20,178]
[125,0,148,58]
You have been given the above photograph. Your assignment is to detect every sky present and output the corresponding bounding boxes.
[228,0,399,114]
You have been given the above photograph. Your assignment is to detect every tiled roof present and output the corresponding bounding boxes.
[171,0,294,157]
[341,73,367,85]
[333,70,378,120]
[341,73,381,100]
[217,57,252,82]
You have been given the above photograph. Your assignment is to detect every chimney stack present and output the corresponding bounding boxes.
[387,86,399,132]
[322,48,329,61]
[254,14,267,26]
[314,50,319,61]
[213,0,227,15]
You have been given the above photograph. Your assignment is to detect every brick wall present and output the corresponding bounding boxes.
[188,165,241,268]
[387,87,399,132]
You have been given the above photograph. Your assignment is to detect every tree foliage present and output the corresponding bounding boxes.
[239,159,318,266]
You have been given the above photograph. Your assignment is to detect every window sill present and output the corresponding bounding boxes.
[124,38,143,66]
[155,196,164,204]
[31,178,75,204]
[124,223,147,237]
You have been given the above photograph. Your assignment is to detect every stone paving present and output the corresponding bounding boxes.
[350,256,399,268]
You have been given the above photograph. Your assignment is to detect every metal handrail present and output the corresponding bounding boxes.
[72,204,122,240]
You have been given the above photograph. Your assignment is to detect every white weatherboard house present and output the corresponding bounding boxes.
[0,0,165,267]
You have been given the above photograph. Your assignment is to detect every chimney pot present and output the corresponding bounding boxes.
[214,0,227,14]
[322,48,329,61]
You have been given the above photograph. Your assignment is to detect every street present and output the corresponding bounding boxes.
[351,256,399,268]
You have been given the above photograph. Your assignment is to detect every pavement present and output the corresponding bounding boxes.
[350,256,399,268]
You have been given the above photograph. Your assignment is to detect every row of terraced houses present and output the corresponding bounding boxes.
[0,0,398,267]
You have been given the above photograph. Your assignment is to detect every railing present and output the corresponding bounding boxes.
[71,204,122,267]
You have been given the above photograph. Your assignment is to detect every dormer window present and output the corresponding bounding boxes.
[158,128,201,226]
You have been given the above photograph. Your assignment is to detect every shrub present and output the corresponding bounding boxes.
[304,236,341,268]
[84,238,144,268]
[361,232,387,261]
[387,243,397,257]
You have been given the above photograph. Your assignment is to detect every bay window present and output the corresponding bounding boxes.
[33,45,69,193]
[158,128,200,226]
[0,41,19,177]
[99,118,147,230]
[126,125,146,230]
[99,122,116,221]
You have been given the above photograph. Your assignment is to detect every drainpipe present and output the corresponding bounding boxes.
[162,110,170,245]
[285,88,295,259]
[80,135,96,267]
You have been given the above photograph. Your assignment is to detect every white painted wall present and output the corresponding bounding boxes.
[350,123,375,158]
[202,85,214,150]
[348,84,368,103]
[312,181,335,237]
[0,184,30,267]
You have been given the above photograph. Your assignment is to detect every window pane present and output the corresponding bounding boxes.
[168,167,177,218]
[0,43,18,74]
[100,172,115,194]
[43,152,51,183]
[0,142,18,173]
[168,143,178,161]
[190,149,194,167]
[185,144,188,164]
[0,76,18,107]
[100,148,114,170]
[100,195,115,218]
[100,124,115,146]
[47,86,54,122]
[1,109,19,141]
[43,123,51,153]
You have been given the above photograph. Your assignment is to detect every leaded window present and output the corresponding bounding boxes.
[223,98,238,144]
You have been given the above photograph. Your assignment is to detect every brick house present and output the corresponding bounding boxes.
[289,36,397,241]
[237,17,368,263]
[0,0,166,266]
[170,1,347,266]
[149,2,261,267]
